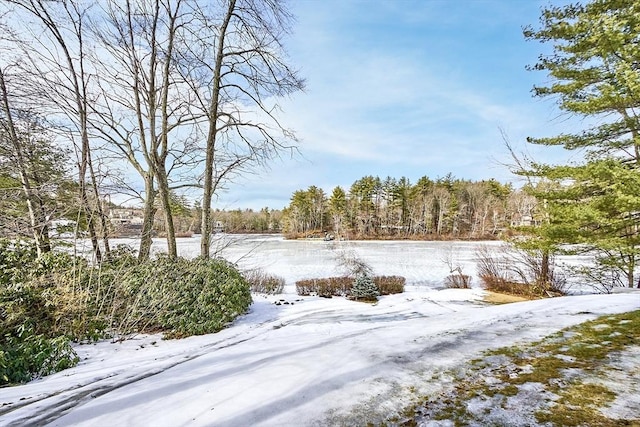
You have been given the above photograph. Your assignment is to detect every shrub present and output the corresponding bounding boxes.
[295,276,353,297]
[0,239,38,286]
[479,275,533,296]
[104,244,139,268]
[295,278,314,296]
[1,242,253,383]
[110,257,252,339]
[444,274,472,289]
[0,247,91,339]
[160,258,252,337]
[441,246,471,289]
[295,275,406,298]
[244,269,286,294]
[475,245,567,298]
[374,275,406,295]
[326,276,352,296]
[0,243,95,385]
[0,242,82,386]
[350,274,379,302]
[316,279,334,298]
[296,278,322,297]
[0,328,78,385]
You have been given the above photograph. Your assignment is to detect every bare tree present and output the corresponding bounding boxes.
[2,0,304,262]
[187,0,305,258]
[88,0,204,259]
[5,0,111,261]
[84,0,304,259]
[500,128,554,287]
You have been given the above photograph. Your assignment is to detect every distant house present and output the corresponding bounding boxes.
[109,208,144,236]
[109,208,144,225]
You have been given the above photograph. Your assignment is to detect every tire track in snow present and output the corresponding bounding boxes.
[3,294,638,426]
[1,304,301,426]
[3,299,424,426]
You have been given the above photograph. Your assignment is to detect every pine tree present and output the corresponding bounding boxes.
[523,0,640,288]
[350,274,379,302]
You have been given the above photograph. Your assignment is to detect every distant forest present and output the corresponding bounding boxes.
[279,174,538,240]
[198,174,538,240]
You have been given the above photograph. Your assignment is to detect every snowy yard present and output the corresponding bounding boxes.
[1,236,638,426]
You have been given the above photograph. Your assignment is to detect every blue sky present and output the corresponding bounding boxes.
[216,0,577,211]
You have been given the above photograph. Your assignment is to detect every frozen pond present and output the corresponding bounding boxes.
[73,234,596,293]
[89,234,501,291]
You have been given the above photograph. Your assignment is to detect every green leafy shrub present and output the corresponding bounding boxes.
[159,257,252,337]
[108,256,252,339]
[350,274,379,302]
[244,269,286,294]
[0,239,38,286]
[1,240,252,384]
[104,244,139,268]
[31,254,252,340]
[374,275,406,295]
[0,243,85,386]
[0,250,89,338]
[0,327,78,385]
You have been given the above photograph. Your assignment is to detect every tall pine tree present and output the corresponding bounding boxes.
[523,0,640,288]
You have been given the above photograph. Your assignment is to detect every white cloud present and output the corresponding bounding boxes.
[218,0,581,209]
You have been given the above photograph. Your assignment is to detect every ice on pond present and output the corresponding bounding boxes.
[96,234,501,291]
[73,234,596,293]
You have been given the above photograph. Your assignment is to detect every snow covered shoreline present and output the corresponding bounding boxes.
[4,235,637,425]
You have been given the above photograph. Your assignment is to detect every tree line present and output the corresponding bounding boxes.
[159,205,284,235]
[278,0,639,290]
[281,175,539,240]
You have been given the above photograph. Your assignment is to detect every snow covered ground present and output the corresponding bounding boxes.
[2,236,638,426]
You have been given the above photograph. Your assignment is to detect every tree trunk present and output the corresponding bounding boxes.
[19,174,50,255]
[627,262,635,288]
[541,249,550,288]
[33,194,51,254]
[78,121,102,262]
[79,184,101,262]
[156,166,177,258]
[138,174,157,261]
[201,185,213,257]
[201,0,236,259]
[87,156,111,258]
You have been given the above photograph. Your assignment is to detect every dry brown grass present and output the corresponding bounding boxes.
[482,290,530,304]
